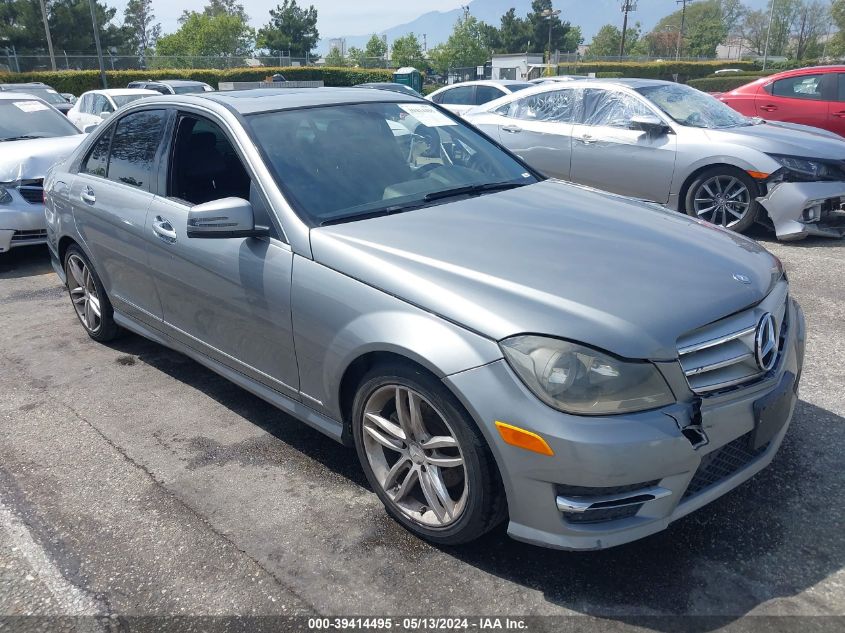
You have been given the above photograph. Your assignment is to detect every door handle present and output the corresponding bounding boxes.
[80,186,95,204]
[833,110,845,118]
[760,104,778,112]
[152,216,177,244]
[580,134,597,144]
[501,124,523,133]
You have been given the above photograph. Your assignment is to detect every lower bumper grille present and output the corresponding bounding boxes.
[683,432,769,499]
[11,229,48,242]
[17,180,44,205]
[557,480,663,524]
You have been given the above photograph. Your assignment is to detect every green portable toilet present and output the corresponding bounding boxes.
[393,67,422,94]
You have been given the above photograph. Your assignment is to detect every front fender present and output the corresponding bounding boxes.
[291,256,502,421]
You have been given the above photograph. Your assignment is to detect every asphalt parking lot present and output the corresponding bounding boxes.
[0,231,843,629]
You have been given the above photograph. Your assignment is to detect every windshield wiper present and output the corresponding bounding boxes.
[422,180,528,202]
[0,134,47,142]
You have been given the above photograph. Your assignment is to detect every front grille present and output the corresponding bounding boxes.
[17,179,44,204]
[677,283,788,394]
[11,229,47,242]
[565,505,641,524]
[682,432,769,499]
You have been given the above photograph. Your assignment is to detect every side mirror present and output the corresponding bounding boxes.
[100,111,112,120]
[630,114,669,135]
[82,124,99,133]
[187,197,270,239]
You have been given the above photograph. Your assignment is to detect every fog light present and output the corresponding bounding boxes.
[802,204,822,223]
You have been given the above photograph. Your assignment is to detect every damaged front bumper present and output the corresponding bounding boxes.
[0,181,47,253]
[758,180,845,240]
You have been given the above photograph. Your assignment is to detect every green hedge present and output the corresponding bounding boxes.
[0,66,395,95]
[559,60,759,82]
[594,72,624,78]
[687,75,764,92]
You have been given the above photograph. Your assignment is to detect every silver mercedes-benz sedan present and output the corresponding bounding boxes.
[0,92,85,253]
[45,88,805,550]
[464,79,845,240]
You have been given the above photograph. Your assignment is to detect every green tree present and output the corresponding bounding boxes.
[346,45,363,66]
[791,0,827,59]
[588,22,641,57]
[741,9,769,55]
[0,0,124,53]
[0,0,47,51]
[527,0,582,55]
[830,0,845,55]
[123,0,161,64]
[390,33,426,68]
[156,11,254,57]
[427,14,491,74]
[497,8,531,53]
[364,34,386,58]
[181,0,247,24]
[324,45,346,66]
[647,0,736,58]
[256,0,319,57]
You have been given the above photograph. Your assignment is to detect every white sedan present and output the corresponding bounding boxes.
[68,89,158,132]
[426,80,533,116]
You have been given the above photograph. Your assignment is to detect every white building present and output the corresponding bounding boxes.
[328,38,346,56]
[490,53,545,81]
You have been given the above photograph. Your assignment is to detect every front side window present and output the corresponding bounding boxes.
[769,74,824,100]
[437,86,474,105]
[247,101,537,226]
[0,99,80,141]
[106,110,166,189]
[474,85,505,105]
[91,94,112,115]
[81,129,112,177]
[504,89,577,122]
[581,88,653,127]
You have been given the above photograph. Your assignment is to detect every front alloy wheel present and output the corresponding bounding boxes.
[685,167,760,233]
[352,364,506,545]
[362,384,468,527]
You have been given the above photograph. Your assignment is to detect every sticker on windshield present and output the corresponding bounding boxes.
[398,104,457,127]
[13,101,49,112]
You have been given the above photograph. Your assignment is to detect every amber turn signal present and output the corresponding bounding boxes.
[494,421,554,456]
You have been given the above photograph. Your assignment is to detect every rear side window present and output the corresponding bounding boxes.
[836,74,845,102]
[769,74,824,100]
[437,86,474,105]
[474,85,504,105]
[81,130,112,177]
[581,88,652,127]
[106,110,166,189]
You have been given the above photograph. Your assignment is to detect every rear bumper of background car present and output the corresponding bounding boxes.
[758,181,845,240]
[445,298,805,551]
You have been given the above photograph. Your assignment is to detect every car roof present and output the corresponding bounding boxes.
[0,82,48,89]
[160,87,423,115]
[0,91,51,101]
[84,88,160,96]
[135,79,209,86]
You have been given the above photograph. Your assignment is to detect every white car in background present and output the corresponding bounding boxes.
[426,80,534,116]
[0,92,85,253]
[68,89,158,132]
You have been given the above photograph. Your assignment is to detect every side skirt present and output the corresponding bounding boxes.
[112,310,347,444]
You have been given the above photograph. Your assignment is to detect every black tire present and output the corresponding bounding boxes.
[351,362,506,545]
[684,166,761,234]
[64,245,120,342]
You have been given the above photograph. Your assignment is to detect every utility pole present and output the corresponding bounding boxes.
[460,5,470,20]
[422,33,427,52]
[620,1,637,57]
[541,6,561,67]
[675,0,692,60]
[762,0,776,70]
[38,0,57,71]
[88,0,108,88]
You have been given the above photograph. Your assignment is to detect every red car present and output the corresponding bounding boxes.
[718,65,845,137]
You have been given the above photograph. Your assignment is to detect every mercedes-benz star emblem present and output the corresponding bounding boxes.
[754,313,778,371]
[733,273,752,284]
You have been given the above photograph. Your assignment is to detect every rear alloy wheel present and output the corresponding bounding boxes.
[64,245,120,342]
[352,364,506,545]
[685,167,760,234]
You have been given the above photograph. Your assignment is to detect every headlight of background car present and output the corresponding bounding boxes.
[0,186,12,205]
[500,335,674,415]
[768,154,843,181]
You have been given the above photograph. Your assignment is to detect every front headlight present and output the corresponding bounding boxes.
[500,335,675,415]
[0,186,12,205]
[768,154,843,181]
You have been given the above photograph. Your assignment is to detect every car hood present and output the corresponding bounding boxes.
[0,135,85,183]
[311,180,780,361]
[705,120,845,158]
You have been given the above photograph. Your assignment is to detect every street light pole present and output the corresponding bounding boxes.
[88,0,108,88]
[762,0,776,70]
[620,1,637,58]
[540,7,561,68]
[38,0,57,71]
[675,0,692,60]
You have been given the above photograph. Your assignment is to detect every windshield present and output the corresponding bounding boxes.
[247,101,537,225]
[112,94,151,107]
[508,83,535,92]
[0,99,80,140]
[636,83,750,129]
[172,85,206,94]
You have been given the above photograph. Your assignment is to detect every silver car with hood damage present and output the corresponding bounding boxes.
[465,79,845,240]
[45,88,805,550]
[0,92,85,253]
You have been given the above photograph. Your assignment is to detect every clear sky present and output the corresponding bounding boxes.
[113,0,465,39]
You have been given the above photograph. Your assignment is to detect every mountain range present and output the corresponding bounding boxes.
[319,0,770,55]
